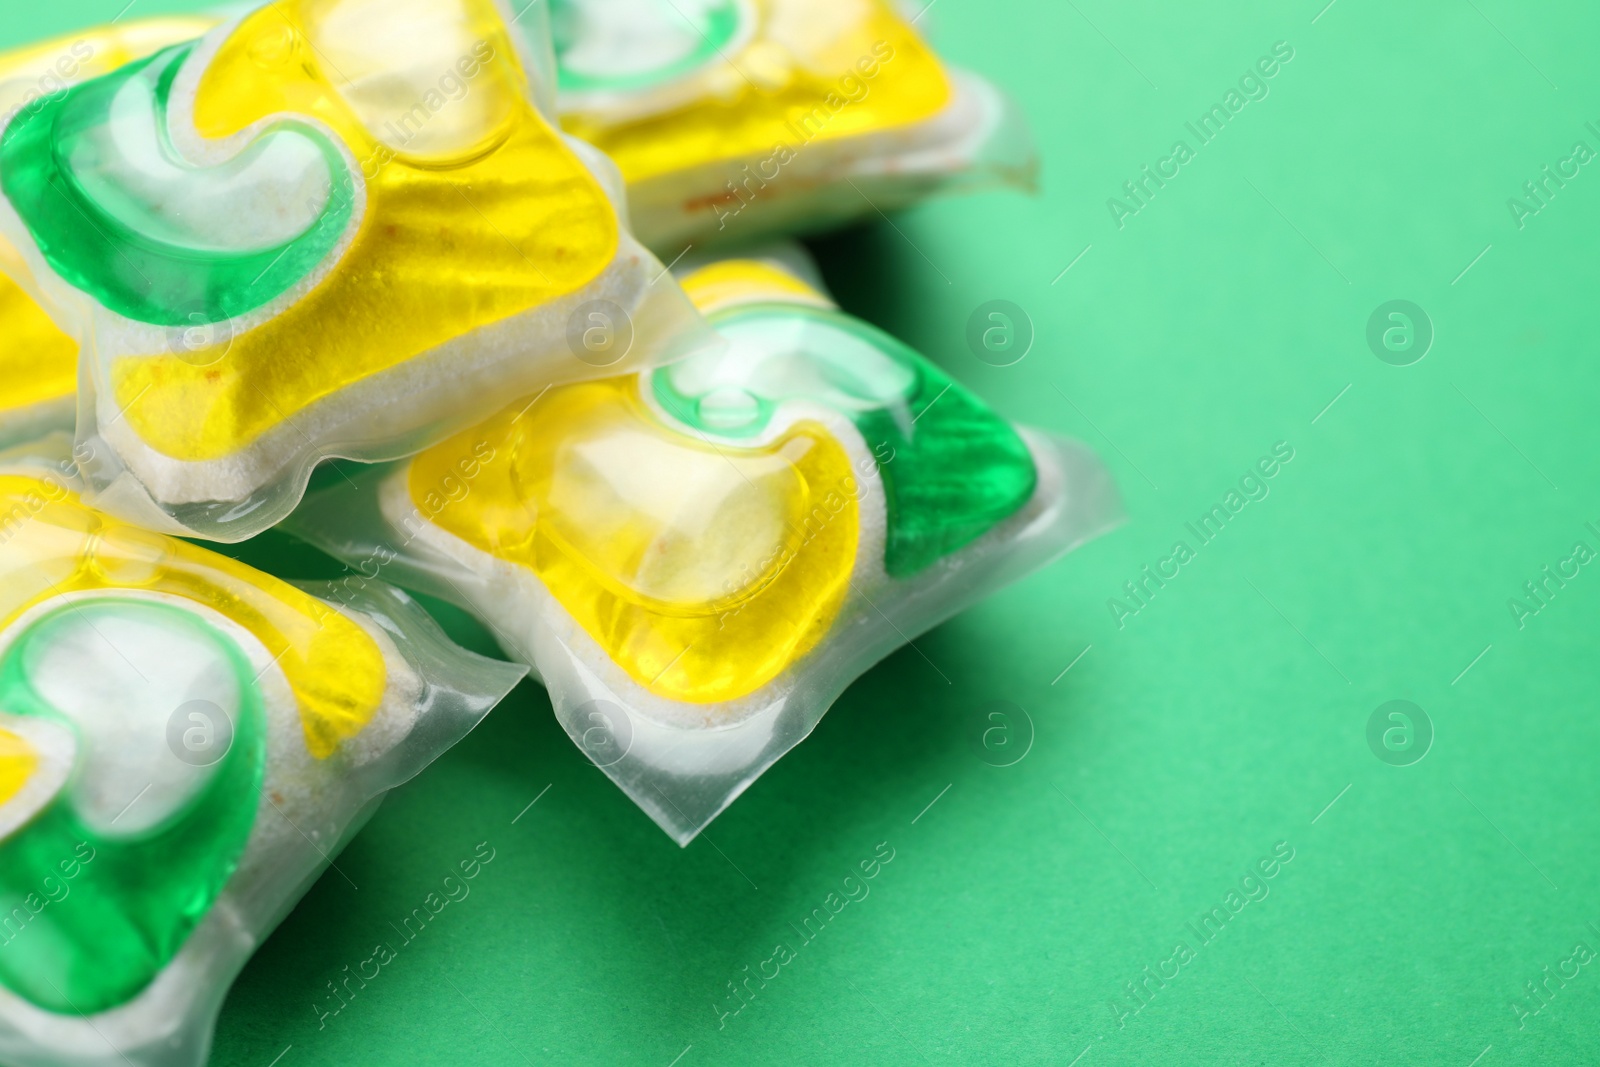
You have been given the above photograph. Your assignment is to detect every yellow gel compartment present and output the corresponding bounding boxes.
[0,727,35,809]
[0,474,386,758]
[677,257,834,314]
[112,0,619,462]
[0,17,217,419]
[408,378,859,704]
[0,280,75,417]
[558,0,952,187]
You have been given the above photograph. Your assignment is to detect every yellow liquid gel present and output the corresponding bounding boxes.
[559,0,952,186]
[0,728,35,809]
[0,281,75,417]
[0,17,217,419]
[677,257,834,314]
[408,379,859,703]
[0,475,386,757]
[112,0,619,461]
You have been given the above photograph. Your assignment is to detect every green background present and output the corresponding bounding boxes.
[9,0,1600,1063]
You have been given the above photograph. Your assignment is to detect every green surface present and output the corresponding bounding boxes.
[9,0,1600,1063]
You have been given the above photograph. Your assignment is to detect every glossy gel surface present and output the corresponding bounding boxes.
[0,473,389,1014]
[0,277,75,418]
[552,0,748,95]
[0,474,386,758]
[0,727,34,808]
[410,380,858,703]
[2,43,355,327]
[0,599,265,1015]
[407,259,1033,703]
[555,0,952,184]
[0,17,216,419]
[655,293,1038,577]
[1,0,619,462]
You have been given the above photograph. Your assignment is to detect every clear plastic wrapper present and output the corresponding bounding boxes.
[287,245,1120,843]
[0,19,218,448]
[540,0,1039,253]
[0,0,710,543]
[0,435,525,1067]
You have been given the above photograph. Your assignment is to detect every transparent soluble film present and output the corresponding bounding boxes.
[0,0,710,544]
[541,0,1039,252]
[289,246,1120,844]
[0,441,524,1067]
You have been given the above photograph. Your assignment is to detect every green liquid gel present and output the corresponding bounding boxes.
[552,0,744,94]
[0,43,354,327]
[652,303,1037,577]
[0,599,265,1015]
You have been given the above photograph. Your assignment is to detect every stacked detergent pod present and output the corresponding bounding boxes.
[0,437,525,1067]
[0,0,713,543]
[0,18,218,446]
[289,245,1121,843]
[544,0,1038,252]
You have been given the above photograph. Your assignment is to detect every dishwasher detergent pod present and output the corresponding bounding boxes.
[547,0,1037,252]
[0,440,524,1067]
[287,246,1118,843]
[0,0,710,542]
[0,17,218,447]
